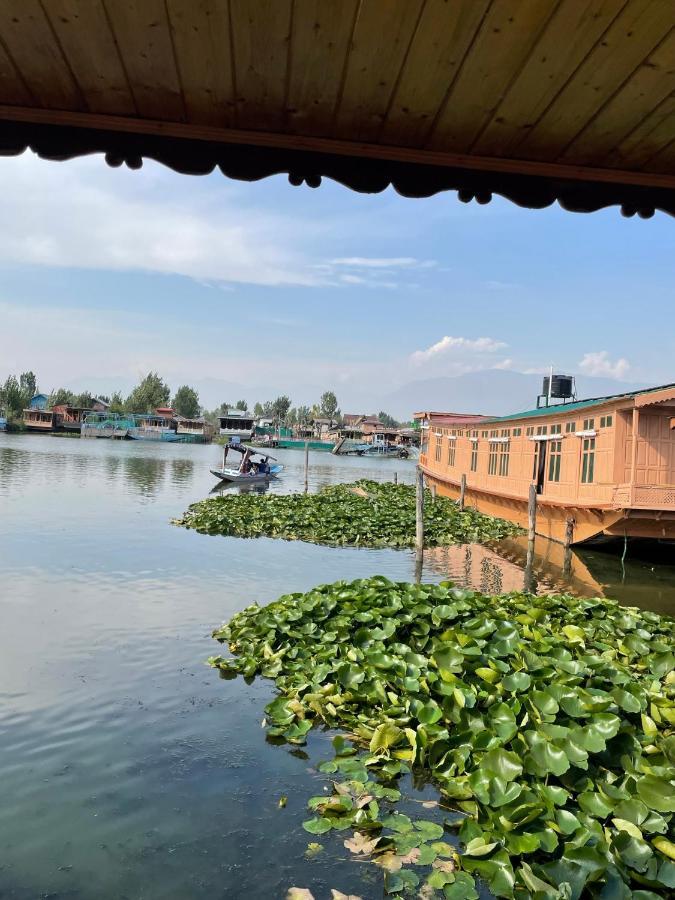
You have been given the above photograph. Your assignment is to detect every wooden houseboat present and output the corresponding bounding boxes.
[23,408,56,432]
[418,383,675,545]
[175,416,212,443]
[51,405,89,433]
[218,409,255,442]
[128,411,179,442]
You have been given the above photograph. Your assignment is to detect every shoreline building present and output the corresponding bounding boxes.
[418,383,675,545]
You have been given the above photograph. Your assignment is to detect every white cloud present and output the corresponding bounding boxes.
[492,358,514,370]
[410,335,507,366]
[330,257,422,268]
[578,351,631,380]
[340,274,367,284]
[0,152,319,287]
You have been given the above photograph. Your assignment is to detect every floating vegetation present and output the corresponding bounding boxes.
[175,480,520,548]
[210,577,675,898]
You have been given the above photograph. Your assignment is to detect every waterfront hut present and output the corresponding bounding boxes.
[419,384,675,545]
[29,393,49,411]
[23,407,55,432]
[175,415,212,443]
[218,409,255,442]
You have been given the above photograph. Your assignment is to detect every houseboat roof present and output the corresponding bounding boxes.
[2,2,675,218]
[487,382,675,424]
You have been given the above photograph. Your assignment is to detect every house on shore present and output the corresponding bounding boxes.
[418,384,675,545]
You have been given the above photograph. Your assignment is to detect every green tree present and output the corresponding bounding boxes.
[296,405,311,426]
[72,392,94,408]
[253,402,264,418]
[320,391,339,421]
[109,392,125,414]
[0,375,24,418]
[271,395,291,423]
[172,385,201,418]
[378,411,399,429]
[19,372,37,403]
[235,399,248,411]
[49,388,75,407]
[125,372,171,413]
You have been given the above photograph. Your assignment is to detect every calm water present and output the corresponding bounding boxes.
[1,434,673,899]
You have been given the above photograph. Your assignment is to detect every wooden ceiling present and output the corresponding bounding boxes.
[1,0,675,216]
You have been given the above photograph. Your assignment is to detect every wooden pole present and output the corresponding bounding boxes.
[564,517,574,550]
[527,482,537,543]
[304,440,309,493]
[431,483,437,501]
[415,466,425,552]
[459,474,466,510]
[393,471,398,485]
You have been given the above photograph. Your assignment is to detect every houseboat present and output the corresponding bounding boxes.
[128,410,179,442]
[174,415,212,443]
[0,410,7,432]
[23,408,56,432]
[218,409,255,442]
[51,405,90,433]
[418,382,675,545]
[81,412,135,439]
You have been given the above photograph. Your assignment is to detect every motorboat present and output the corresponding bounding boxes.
[210,442,283,484]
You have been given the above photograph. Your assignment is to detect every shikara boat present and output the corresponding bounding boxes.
[210,443,283,484]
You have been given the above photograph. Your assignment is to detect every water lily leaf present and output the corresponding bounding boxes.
[482,748,523,782]
[464,837,499,857]
[612,830,654,873]
[502,671,531,692]
[369,723,402,754]
[578,792,614,819]
[305,842,323,858]
[302,817,332,835]
[525,734,570,777]
[653,836,675,861]
[344,832,380,855]
[287,890,314,900]
[442,872,478,899]
[612,818,643,839]
[413,820,445,840]
[636,775,675,813]
[330,891,363,900]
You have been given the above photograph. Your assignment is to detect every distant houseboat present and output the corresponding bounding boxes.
[418,383,675,545]
[51,405,89,433]
[218,409,254,442]
[0,410,7,432]
[128,411,179,442]
[23,408,56,432]
[175,416,212,443]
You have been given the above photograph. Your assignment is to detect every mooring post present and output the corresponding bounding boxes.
[528,482,537,543]
[459,474,466,510]
[393,471,398,485]
[415,466,425,553]
[304,440,309,493]
[564,517,574,549]
[431,483,437,501]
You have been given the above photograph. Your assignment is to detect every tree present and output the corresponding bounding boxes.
[125,372,170,413]
[271,395,291,423]
[109,392,125,414]
[0,375,24,418]
[49,388,75,407]
[172,385,201,418]
[286,407,298,426]
[72,392,94,409]
[253,402,264,418]
[235,399,248,411]
[320,391,339,421]
[19,371,37,401]
[296,405,311,426]
[378,411,399,429]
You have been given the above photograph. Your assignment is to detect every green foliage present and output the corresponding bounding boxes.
[320,391,339,421]
[0,372,39,419]
[125,372,170,413]
[109,391,125,414]
[211,577,675,898]
[235,399,248,411]
[174,480,521,548]
[272,395,292,422]
[49,387,75,407]
[172,385,201,418]
[253,402,264,417]
[379,411,400,429]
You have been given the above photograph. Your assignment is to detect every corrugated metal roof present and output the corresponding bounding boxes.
[485,382,675,424]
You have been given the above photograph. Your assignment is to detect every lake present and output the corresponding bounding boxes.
[1,434,673,899]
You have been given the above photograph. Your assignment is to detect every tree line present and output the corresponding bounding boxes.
[1,371,403,428]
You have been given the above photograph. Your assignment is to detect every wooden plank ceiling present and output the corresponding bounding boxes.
[0,0,674,216]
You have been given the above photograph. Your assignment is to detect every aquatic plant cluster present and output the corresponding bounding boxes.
[210,577,675,898]
[176,480,521,547]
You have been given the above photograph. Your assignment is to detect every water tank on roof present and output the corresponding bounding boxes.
[542,374,575,400]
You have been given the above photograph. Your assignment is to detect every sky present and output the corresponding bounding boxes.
[0,149,673,414]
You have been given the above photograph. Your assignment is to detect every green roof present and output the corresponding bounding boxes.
[484,382,675,424]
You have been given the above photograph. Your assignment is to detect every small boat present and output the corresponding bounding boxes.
[353,440,411,459]
[210,442,283,484]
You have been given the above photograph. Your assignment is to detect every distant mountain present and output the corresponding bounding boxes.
[379,370,648,420]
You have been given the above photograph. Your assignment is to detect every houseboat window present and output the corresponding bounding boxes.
[581,438,596,483]
[548,440,562,482]
[513,427,521,436]
[470,443,478,472]
[583,418,595,431]
[526,426,534,436]
[565,421,576,433]
[434,435,442,463]
[551,424,561,434]
[488,443,498,475]
[600,415,613,428]
[447,441,456,467]
[536,425,548,435]
[498,441,510,476]
[481,430,488,438]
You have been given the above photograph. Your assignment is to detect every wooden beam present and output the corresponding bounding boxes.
[2,103,675,192]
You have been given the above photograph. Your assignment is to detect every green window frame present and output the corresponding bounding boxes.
[581,437,595,483]
[548,440,562,482]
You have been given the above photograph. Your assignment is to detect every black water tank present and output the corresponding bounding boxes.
[542,375,574,399]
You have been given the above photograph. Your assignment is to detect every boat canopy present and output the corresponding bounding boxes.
[223,443,277,461]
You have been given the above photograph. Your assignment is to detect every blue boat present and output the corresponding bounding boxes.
[0,410,7,432]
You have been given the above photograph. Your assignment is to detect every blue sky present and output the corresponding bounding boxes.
[0,150,672,412]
